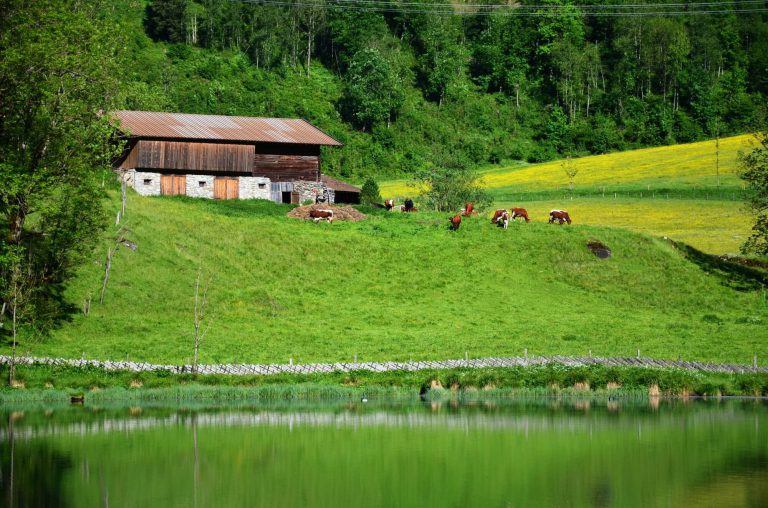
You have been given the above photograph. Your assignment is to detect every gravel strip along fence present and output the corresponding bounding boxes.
[0,355,765,376]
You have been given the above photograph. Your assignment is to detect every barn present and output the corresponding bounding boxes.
[112,110,360,204]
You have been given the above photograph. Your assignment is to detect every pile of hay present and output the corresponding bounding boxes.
[287,204,367,222]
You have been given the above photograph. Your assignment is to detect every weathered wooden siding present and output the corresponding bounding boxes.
[131,140,254,173]
[253,154,319,182]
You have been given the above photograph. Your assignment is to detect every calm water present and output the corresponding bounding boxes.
[1,398,767,507]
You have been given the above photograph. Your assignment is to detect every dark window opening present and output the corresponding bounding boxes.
[258,183,266,189]
[143,179,152,185]
[199,181,206,187]
[281,191,292,204]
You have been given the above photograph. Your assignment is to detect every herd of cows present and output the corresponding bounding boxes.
[307,199,573,229]
[448,203,572,230]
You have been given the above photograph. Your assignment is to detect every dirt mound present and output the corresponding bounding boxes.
[288,204,367,222]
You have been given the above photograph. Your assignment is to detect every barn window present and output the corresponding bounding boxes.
[258,183,266,189]
[199,181,206,187]
[143,178,152,185]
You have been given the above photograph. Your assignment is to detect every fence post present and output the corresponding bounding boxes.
[636,349,640,359]
[754,354,758,369]
[465,351,469,367]
[524,348,528,360]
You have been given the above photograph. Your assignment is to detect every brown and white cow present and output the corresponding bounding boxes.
[510,207,530,223]
[384,199,395,211]
[462,202,475,217]
[450,214,462,230]
[491,209,509,227]
[494,210,510,229]
[309,209,334,223]
[548,209,572,225]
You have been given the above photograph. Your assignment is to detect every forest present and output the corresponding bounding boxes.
[130,0,768,179]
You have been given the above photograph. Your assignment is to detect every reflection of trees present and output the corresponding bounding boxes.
[0,418,72,508]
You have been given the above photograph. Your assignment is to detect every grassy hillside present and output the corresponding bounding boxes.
[380,135,755,254]
[9,194,766,366]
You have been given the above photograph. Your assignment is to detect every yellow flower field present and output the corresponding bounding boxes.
[481,134,753,191]
[379,134,755,197]
[492,197,751,254]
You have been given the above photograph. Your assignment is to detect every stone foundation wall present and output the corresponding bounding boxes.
[186,175,215,199]
[239,176,271,200]
[293,180,328,204]
[124,170,161,196]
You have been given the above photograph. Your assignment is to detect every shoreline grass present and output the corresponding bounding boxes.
[1,363,767,404]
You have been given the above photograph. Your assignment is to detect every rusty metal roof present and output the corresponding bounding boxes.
[321,175,361,193]
[112,110,342,146]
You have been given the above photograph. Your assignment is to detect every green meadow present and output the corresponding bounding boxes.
[7,194,766,366]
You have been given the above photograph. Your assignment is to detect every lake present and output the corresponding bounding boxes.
[1,397,766,507]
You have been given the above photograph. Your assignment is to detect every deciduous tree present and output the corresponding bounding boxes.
[740,132,768,255]
[0,0,124,330]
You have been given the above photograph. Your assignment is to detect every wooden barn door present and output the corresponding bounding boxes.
[214,177,239,200]
[161,175,186,196]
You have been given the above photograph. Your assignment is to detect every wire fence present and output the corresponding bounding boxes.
[1,354,765,376]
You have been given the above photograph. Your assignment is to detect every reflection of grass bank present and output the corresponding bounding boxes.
[1,363,766,403]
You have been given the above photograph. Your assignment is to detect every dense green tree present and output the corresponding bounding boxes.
[146,0,188,43]
[740,132,768,255]
[0,0,124,328]
[341,48,405,130]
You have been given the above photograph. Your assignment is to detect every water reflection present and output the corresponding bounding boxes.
[0,398,766,508]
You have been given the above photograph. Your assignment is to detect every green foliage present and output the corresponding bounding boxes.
[0,0,124,330]
[414,154,491,212]
[341,48,405,130]
[740,132,768,255]
[359,178,382,206]
[108,1,768,180]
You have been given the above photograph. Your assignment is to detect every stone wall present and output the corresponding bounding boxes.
[239,176,271,200]
[125,170,161,196]
[186,175,215,199]
[293,180,328,204]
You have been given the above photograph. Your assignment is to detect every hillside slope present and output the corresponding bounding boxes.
[12,194,766,365]
[381,135,754,254]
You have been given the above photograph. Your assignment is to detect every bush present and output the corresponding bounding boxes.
[359,177,382,205]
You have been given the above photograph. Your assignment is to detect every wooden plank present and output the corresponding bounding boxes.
[227,178,238,199]
[214,177,227,199]
[214,177,238,200]
[161,175,186,196]
[137,141,253,173]
[253,154,319,182]
[160,174,173,195]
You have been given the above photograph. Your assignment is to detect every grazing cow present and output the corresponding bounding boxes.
[384,199,395,211]
[309,209,334,223]
[548,209,572,225]
[462,202,475,217]
[491,209,508,225]
[450,214,462,230]
[495,210,510,229]
[403,198,415,212]
[510,207,530,223]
